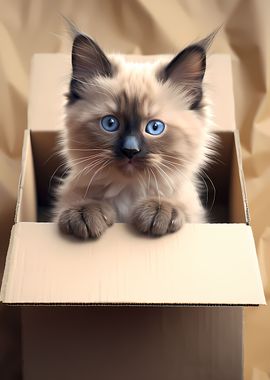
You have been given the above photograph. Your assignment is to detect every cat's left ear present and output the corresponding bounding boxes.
[159,30,218,110]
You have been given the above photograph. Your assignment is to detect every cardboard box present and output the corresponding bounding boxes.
[0,54,265,379]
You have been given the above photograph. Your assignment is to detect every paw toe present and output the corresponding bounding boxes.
[132,200,184,236]
[58,202,116,240]
[59,208,89,240]
[167,208,183,233]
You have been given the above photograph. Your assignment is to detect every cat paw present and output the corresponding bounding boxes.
[58,201,116,240]
[131,199,184,236]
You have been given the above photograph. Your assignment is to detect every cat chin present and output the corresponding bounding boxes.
[115,159,145,178]
[118,162,137,177]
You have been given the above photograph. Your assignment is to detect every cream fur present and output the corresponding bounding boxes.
[53,54,216,225]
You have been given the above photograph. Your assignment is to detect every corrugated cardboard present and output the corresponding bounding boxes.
[0,53,266,380]
[22,306,243,380]
[1,222,264,305]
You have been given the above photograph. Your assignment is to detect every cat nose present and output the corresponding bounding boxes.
[122,148,140,159]
[121,136,141,159]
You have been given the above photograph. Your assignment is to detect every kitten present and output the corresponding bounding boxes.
[53,30,216,239]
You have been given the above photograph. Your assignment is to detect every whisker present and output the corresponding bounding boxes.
[48,156,94,190]
[83,158,108,176]
[146,168,151,191]
[136,174,145,191]
[65,148,110,152]
[200,169,216,212]
[152,164,175,193]
[149,167,161,205]
[160,160,215,210]
[161,152,224,167]
[137,171,148,191]
[72,157,107,183]
[83,160,112,199]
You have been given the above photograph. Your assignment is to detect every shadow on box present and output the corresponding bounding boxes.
[22,306,242,380]
[32,130,234,224]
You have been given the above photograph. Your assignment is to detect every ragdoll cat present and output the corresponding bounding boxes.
[53,30,216,239]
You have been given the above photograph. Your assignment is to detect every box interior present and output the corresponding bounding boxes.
[18,129,247,225]
[3,129,265,306]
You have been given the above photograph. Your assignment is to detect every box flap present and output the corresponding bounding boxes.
[234,130,251,224]
[15,130,37,223]
[1,222,265,305]
[28,53,236,132]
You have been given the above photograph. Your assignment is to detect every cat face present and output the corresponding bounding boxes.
[64,32,215,184]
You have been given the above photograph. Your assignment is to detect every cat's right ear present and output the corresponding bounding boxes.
[69,33,113,102]
[158,29,219,110]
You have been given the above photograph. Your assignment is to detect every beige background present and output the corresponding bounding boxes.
[0,1,269,379]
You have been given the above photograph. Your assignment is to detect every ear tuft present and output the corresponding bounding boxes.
[68,33,113,103]
[159,28,219,110]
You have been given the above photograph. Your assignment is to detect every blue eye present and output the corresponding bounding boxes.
[145,120,165,136]
[101,115,120,132]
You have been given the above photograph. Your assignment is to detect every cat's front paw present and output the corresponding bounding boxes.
[131,199,184,236]
[58,201,116,240]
